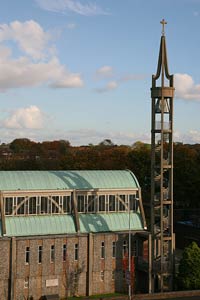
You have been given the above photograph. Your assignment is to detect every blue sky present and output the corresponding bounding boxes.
[0,0,200,145]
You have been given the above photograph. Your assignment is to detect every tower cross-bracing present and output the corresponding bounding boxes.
[150,19,175,292]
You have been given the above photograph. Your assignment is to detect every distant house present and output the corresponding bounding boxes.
[0,170,150,299]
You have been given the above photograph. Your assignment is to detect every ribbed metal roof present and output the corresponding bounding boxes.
[0,170,139,191]
[4,212,143,236]
[5,215,76,236]
[79,212,143,233]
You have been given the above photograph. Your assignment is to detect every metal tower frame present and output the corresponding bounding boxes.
[150,19,175,292]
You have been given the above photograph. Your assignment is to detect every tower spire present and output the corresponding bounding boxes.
[150,20,175,293]
[153,20,172,87]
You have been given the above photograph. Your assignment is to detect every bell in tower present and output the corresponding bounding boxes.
[155,98,170,114]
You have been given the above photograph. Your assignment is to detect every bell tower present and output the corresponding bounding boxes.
[150,19,175,292]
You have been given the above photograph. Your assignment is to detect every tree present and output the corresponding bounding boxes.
[177,242,200,290]
[63,260,85,297]
[98,139,115,147]
[10,138,35,153]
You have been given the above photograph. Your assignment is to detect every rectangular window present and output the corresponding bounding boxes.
[123,240,128,257]
[5,197,13,215]
[25,247,30,264]
[119,195,126,211]
[112,270,115,281]
[52,196,59,213]
[100,271,104,281]
[87,195,95,212]
[24,277,29,289]
[63,195,71,213]
[77,195,85,213]
[112,241,116,258]
[17,197,25,215]
[129,194,136,211]
[101,241,105,259]
[50,245,55,263]
[41,196,49,214]
[38,245,42,263]
[109,195,116,211]
[98,195,106,212]
[29,197,37,214]
[63,244,67,261]
[74,243,78,261]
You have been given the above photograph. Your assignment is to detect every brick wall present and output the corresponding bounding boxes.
[0,232,139,299]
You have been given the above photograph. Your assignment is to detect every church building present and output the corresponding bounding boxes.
[0,170,149,300]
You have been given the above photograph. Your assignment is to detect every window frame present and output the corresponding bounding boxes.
[38,245,43,264]
[77,195,85,213]
[24,277,29,289]
[25,246,30,265]
[98,195,106,212]
[74,243,79,261]
[123,240,128,257]
[63,244,67,262]
[108,195,116,212]
[100,270,104,281]
[101,241,105,259]
[112,241,116,258]
[50,245,55,263]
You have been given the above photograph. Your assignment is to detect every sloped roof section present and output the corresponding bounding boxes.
[5,215,76,236]
[3,212,143,237]
[79,212,143,233]
[0,170,139,191]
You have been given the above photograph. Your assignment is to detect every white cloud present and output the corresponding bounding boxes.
[0,52,83,90]
[0,20,51,60]
[95,66,114,78]
[35,0,109,16]
[175,73,200,100]
[174,130,200,144]
[0,19,84,91]
[3,106,45,129]
[95,81,118,93]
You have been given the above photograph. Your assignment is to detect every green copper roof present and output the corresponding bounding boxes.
[0,170,139,191]
[5,215,76,236]
[3,212,143,237]
[79,212,143,233]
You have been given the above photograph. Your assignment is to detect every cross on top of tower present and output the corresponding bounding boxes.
[160,18,167,36]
